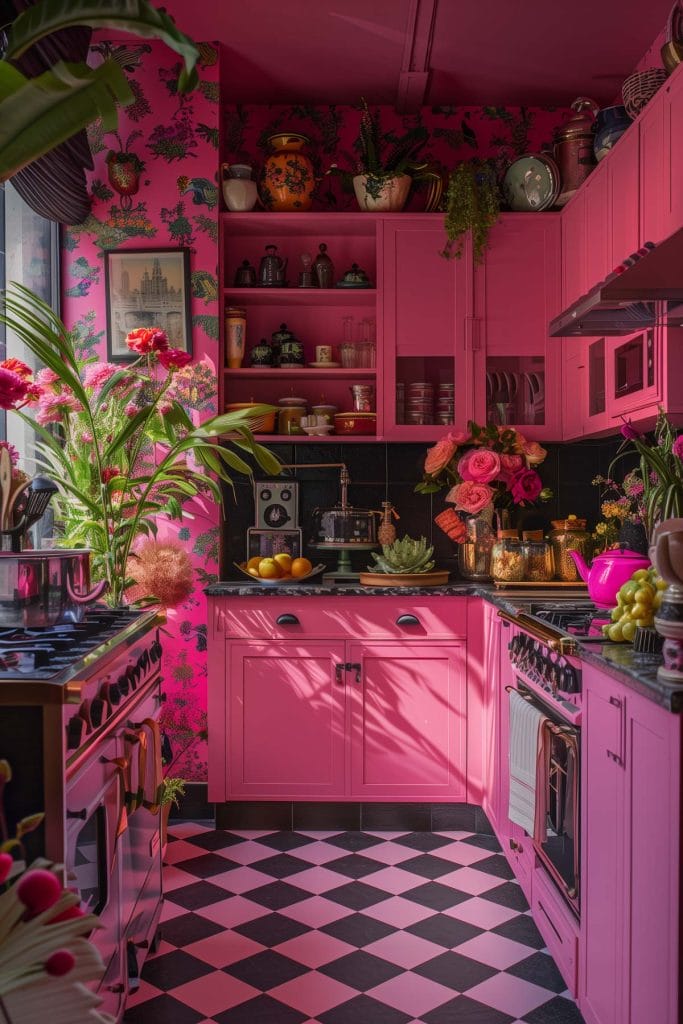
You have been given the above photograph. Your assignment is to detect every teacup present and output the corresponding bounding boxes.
[315,345,333,363]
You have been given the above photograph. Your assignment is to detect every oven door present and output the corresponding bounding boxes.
[537,715,580,910]
[66,733,125,1016]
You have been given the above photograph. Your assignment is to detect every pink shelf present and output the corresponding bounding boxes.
[224,287,375,305]
[224,367,376,379]
[254,433,380,443]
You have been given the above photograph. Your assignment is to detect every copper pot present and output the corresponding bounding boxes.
[554,97,598,207]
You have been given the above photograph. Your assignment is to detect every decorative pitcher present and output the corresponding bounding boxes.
[554,97,598,206]
[260,133,315,211]
[221,163,258,212]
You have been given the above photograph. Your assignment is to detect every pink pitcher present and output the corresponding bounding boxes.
[569,547,651,607]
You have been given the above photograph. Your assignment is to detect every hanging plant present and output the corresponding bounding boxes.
[442,159,501,264]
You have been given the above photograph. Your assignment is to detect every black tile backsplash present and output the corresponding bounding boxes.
[221,437,624,577]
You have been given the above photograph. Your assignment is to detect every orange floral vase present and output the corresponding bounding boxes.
[260,133,315,211]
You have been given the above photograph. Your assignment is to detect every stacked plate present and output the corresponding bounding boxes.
[406,381,434,425]
[435,383,454,425]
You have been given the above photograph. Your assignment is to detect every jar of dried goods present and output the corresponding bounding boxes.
[549,516,592,582]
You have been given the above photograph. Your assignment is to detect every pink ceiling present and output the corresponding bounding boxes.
[162,0,672,107]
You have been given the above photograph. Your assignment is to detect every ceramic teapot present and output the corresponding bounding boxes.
[259,244,288,287]
[569,546,651,608]
[276,323,304,367]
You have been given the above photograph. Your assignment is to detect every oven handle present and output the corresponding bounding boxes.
[122,729,147,814]
[505,686,577,735]
[498,610,578,655]
[99,754,130,837]
[139,718,163,814]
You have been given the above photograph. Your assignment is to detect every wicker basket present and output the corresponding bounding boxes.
[622,68,667,120]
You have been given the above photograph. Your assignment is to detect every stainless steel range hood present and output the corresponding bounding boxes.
[550,229,683,337]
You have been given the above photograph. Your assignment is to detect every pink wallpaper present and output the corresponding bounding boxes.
[61,50,572,782]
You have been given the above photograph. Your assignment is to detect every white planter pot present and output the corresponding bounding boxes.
[353,173,411,212]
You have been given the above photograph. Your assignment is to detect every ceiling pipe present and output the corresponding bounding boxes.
[396,0,438,113]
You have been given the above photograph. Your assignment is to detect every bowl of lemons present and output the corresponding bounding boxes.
[234,554,326,585]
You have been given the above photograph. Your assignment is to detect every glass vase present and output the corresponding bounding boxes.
[457,504,495,581]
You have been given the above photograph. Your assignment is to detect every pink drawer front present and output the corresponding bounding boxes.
[213,597,467,640]
[532,866,579,995]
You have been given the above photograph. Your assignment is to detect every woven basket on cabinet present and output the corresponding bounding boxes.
[622,67,668,119]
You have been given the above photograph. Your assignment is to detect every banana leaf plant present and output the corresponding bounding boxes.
[0,0,199,183]
[0,284,280,606]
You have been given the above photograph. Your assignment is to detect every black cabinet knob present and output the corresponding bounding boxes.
[396,614,420,626]
[276,614,300,625]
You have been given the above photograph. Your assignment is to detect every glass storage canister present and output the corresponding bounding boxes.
[491,530,528,583]
[225,307,246,368]
[550,517,592,582]
[521,530,554,583]
[457,507,495,581]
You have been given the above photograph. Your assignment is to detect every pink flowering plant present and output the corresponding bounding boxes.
[417,421,552,521]
[0,284,279,606]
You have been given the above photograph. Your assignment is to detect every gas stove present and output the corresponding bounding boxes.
[528,601,612,639]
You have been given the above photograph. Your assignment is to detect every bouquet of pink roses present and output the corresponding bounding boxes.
[417,422,551,539]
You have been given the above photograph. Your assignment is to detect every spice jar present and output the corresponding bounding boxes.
[491,530,527,583]
[277,404,307,435]
[225,307,246,368]
[550,516,592,582]
[521,530,554,583]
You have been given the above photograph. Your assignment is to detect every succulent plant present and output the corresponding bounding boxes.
[369,535,435,574]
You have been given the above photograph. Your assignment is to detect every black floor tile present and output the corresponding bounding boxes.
[398,853,457,879]
[482,881,531,912]
[473,853,515,879]
[224,949,307,989]
[491,913,546,949]
[123,994,206,1024]
[159,912,224,947]
[249,852,310,877]
[140,949,213,990]
[403,880,470,911]
[414,950,498,991]
[213,994,307,1024]
[523,995,586,1023]
[319,950,403,990]
[182,830,244,852]
[325,880,389,910]
[460,833,503,851]
[166,880,233,910]
[507,951,567,993]
[324,853,385,879]
[233,911,310,947]
[321,912,395,947]
[257,831,315,852]
[242,880,311,910]
[422,994,515,1024]
[394,831,453,852]
[406,913,484,949]
[325,832,385,853]
[178,853,239,878]
[319,993,413,1024]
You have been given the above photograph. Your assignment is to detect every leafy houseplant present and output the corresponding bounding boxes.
[610,410,683,542]
[442,159,501,264]
[346,98,429,211]
[0,284,280,606]
[0,0,199,185]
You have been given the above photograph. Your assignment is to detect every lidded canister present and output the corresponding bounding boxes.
[225,306,246,368]
[521,530,554,582]
[491,529,527,583]
[554,97,598,206]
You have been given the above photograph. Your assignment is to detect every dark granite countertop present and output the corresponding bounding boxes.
[205,580,683,712]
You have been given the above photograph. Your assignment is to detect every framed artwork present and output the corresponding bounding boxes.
[104,247,192,362]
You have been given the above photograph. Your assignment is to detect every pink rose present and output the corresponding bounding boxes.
[522,440,547,466]
[457,448,501,483]
[499,453,524,476]
[673,435,683,460]
[425,433,458,476]
[125,327,169,354]
[446,480,494,514]
[510,469,542,505]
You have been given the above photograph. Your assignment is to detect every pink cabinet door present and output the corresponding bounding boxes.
[348,641,467,799]
[475,214,562,440]
[561,338,587,439]
[608,125,639,267]
[583,163,610,288]
[228,640,346,798]
[580,670,626,1024]
[663,65,683,238]
[624,689,680,1024]
[639,95,666,245]
[381,217,472,440]
[561,191,586,308]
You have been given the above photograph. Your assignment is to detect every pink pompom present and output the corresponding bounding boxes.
[45,950,75,977]
[0,852,13,885]
[16,869,62,915]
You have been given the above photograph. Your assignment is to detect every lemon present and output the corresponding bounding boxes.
[274,553,293,574]
[258,558,282,579]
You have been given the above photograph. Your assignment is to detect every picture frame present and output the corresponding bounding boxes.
[104,247,192,362]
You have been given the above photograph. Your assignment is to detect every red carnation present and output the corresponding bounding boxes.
[0,357,32,379]
[0,368,31,410]
[125,327,169,354]
[158,348,192,371]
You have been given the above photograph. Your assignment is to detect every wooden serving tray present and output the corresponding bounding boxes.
[359,570,450,588]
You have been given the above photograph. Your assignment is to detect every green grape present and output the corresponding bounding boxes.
[622,621,637,642]
[610,606,621,622]
[608,623,624,642]
[633,569,650,582]
[634,584,655,603]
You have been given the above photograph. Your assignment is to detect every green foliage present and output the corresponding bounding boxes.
[610,409,683,540]
[161,776,186,808]
[0,284,280,607]
[369,535,435,574]
[442,159,501,264]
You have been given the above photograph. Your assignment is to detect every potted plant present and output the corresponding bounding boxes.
[345,99,429,212]
[442,159,501,264]
[160,776,186,848]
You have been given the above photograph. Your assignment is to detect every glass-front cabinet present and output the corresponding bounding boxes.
[475,214,562,440]
[381,217,472,440]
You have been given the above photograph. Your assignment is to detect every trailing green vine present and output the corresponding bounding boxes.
[442,159,501,264]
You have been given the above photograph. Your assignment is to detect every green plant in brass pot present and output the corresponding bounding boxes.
[442,159,501,264]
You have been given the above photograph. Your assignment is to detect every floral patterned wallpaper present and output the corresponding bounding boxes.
[60,44,571,782]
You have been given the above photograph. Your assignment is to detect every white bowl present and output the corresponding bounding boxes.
[302,425,335,436]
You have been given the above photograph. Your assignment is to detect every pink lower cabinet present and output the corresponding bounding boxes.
[348,641,467,799]
[228,641,347,797]
[581,666,681,1024]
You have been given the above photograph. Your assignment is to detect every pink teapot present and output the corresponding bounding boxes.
[569,546,651,607]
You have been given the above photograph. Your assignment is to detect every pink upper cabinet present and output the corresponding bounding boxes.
[475,213,562,440]
[381,216,473,441]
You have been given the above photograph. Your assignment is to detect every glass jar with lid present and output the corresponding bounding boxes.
[549,516,592,581]
[521,530,554,583]
[491,530,527,583]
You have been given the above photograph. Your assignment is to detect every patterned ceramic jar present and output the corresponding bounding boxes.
[261,133,315,211]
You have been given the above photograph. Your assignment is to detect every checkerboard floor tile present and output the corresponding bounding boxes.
[124,824,585,1024]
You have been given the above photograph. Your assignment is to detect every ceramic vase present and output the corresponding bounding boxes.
[221,163,258,211]
[594,105,631,162]
[260,133,315,211]
[353,172,411,212]
[457,504,495,581]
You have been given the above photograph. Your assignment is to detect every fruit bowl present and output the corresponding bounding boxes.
[233,561,327,586]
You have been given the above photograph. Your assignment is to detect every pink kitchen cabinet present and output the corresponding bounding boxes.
[561,190,586,310]
[583,162,610,288]
[227,640,347,798]
[661,64,683,240]
[474,214,562,440]
[607,124,639,267]
[348,641,467,799]
[381,216,473,441]
[581,665,681,1024]
[561,338,588,439]
[467,600,500,821]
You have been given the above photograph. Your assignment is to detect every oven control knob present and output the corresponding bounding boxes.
[117,673,130,697]
[126,663,138,688]
[66,716,86,751]
[562,665,579,693]
[108,682,121,705]
[89,697,105,728]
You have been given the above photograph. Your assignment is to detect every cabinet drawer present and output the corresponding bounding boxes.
[215,597,467,640]
[532,866,579,995]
